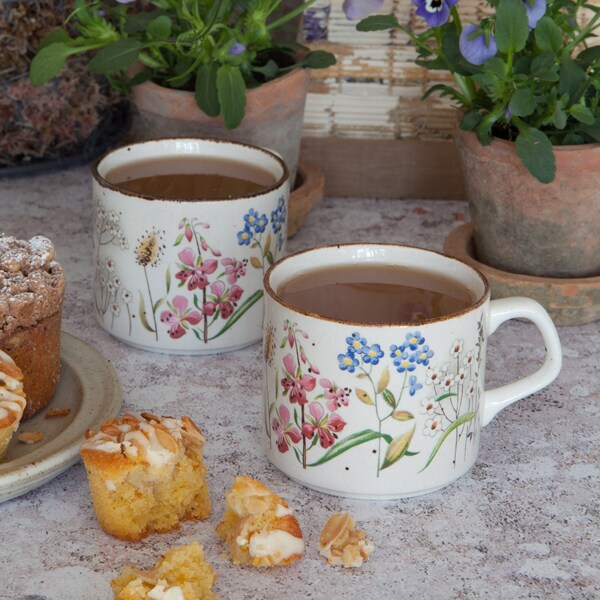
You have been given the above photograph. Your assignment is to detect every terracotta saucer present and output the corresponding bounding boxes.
[444,223,600,326]
[287,160,324,238]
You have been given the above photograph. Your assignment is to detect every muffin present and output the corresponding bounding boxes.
[0,349,26,461]
[0,235,65,419]
[80,412,211,541]
[216,476,304,567]
[111,542,218,600]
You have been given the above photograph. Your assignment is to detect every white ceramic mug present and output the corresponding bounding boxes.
[263,244,562,499]
[92,138,289,354]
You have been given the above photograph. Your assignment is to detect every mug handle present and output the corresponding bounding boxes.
[482,297,562,426]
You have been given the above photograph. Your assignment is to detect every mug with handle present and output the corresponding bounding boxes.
[262,244,562,499]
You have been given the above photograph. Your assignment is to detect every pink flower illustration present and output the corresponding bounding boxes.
[281,354,316,406]
[160,295,202,339]
[301,402,347,449]
[272,405,302,453]
[175,248,218,291]
[222,257,246,284]
[179,219,193,242]
[320,378,350,411]
[202,280,243,319]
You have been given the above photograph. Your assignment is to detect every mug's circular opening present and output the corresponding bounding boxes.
[265,243,490,326]
[92,138,289,202]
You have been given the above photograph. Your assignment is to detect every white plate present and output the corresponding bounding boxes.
[0,332,122,502]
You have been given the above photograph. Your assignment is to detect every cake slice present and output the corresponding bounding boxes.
[80,412,211,541]
[216,476,304,567]
[0,349,26,461]
[111,542,218,600]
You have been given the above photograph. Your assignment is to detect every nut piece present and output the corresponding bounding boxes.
[45,407,71,418]
[18,431,44,444]
[319,512,374,568]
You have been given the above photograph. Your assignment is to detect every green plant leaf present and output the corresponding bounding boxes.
[509,88,536,117]
[534,16,562,53]
[39,28,70,50]
[579,119,600,142]
[217,65,246,129]
[460,110,482,131]
[441,33,472,76]
[195,63,220,117]
[577,46,600,68]
[515,126,556,183]
[553,104,567,129]
[29,43,79,85]
[381,427,415,470]
[559,55,587,102]
[307,429,392,466]
[570,104,595,125]
[252,59,279,80]
[88,39,142,75]
[531,53,559,82]
[495,0,529,55]
[302,51,336,69]
[382,388,395,409]
[125,11,163,34]
[209,289,263,340]
[129,69,154,86]
[420,412,476,472]
[147,15,172,39]
[356,14,399,31]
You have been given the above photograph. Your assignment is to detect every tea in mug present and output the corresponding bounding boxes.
[105,156,275,199]
[277,264,476,324]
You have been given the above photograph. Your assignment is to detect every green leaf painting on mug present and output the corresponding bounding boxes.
[307,429,393,467]
[420,412,476,472]
[381,427,415,470]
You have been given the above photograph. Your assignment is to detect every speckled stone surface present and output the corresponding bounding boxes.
[0,166,598,600]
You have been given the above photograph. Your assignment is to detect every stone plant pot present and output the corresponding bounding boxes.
[130,68,310,185]
[454,127,600,278]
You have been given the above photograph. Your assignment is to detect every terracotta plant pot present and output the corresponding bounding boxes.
[130,68,310,185]
[454,127,600,278]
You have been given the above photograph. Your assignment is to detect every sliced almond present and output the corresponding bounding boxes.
[0,413,16,429]
[18,431,44,444]
[84,428,96,439]
[319,512,354,549]
[45,407,71,418]
[154,426,179,453]
[182,415,202,434]
[100,424,121,437]
[141,411,160,423]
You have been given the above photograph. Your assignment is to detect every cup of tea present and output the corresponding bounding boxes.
[92,138,289,354]
[262,244,562,499]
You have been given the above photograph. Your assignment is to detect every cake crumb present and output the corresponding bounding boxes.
[18,431,44,444]
[319,512,374,568]
[45,407,71,418]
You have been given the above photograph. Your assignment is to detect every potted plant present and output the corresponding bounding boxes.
[344,0,600,278]
[29,0,336,184]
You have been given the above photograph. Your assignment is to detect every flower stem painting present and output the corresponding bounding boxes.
[268,319,484,475]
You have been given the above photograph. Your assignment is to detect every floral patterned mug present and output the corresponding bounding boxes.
[92,138,289,354]
[263,244,562,499]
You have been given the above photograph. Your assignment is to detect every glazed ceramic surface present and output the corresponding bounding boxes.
[263,245,562,499]
[93,138,289,354]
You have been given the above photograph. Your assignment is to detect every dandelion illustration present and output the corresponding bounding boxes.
[135,229,165,341]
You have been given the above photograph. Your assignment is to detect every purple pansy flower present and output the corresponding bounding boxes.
[412,0,459,28]
[342,0,384,20]
[459,24,497,65]
[523,0,546,29]
[229,42,245,56]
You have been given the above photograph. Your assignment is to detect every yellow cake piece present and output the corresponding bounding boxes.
[216,476,304,567]
[80,412,211,541]
[111,542,218,600]
[0,349,26,461]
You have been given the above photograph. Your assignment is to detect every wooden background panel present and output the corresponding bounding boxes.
[300,136,465,199]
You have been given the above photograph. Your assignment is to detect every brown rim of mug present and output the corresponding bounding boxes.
[91,137,290,202]
[264,243,491,327]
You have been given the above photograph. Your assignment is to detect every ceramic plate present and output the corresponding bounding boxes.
[0,332,122,503]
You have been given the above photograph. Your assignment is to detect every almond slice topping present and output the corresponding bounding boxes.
[18,431,44,444]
